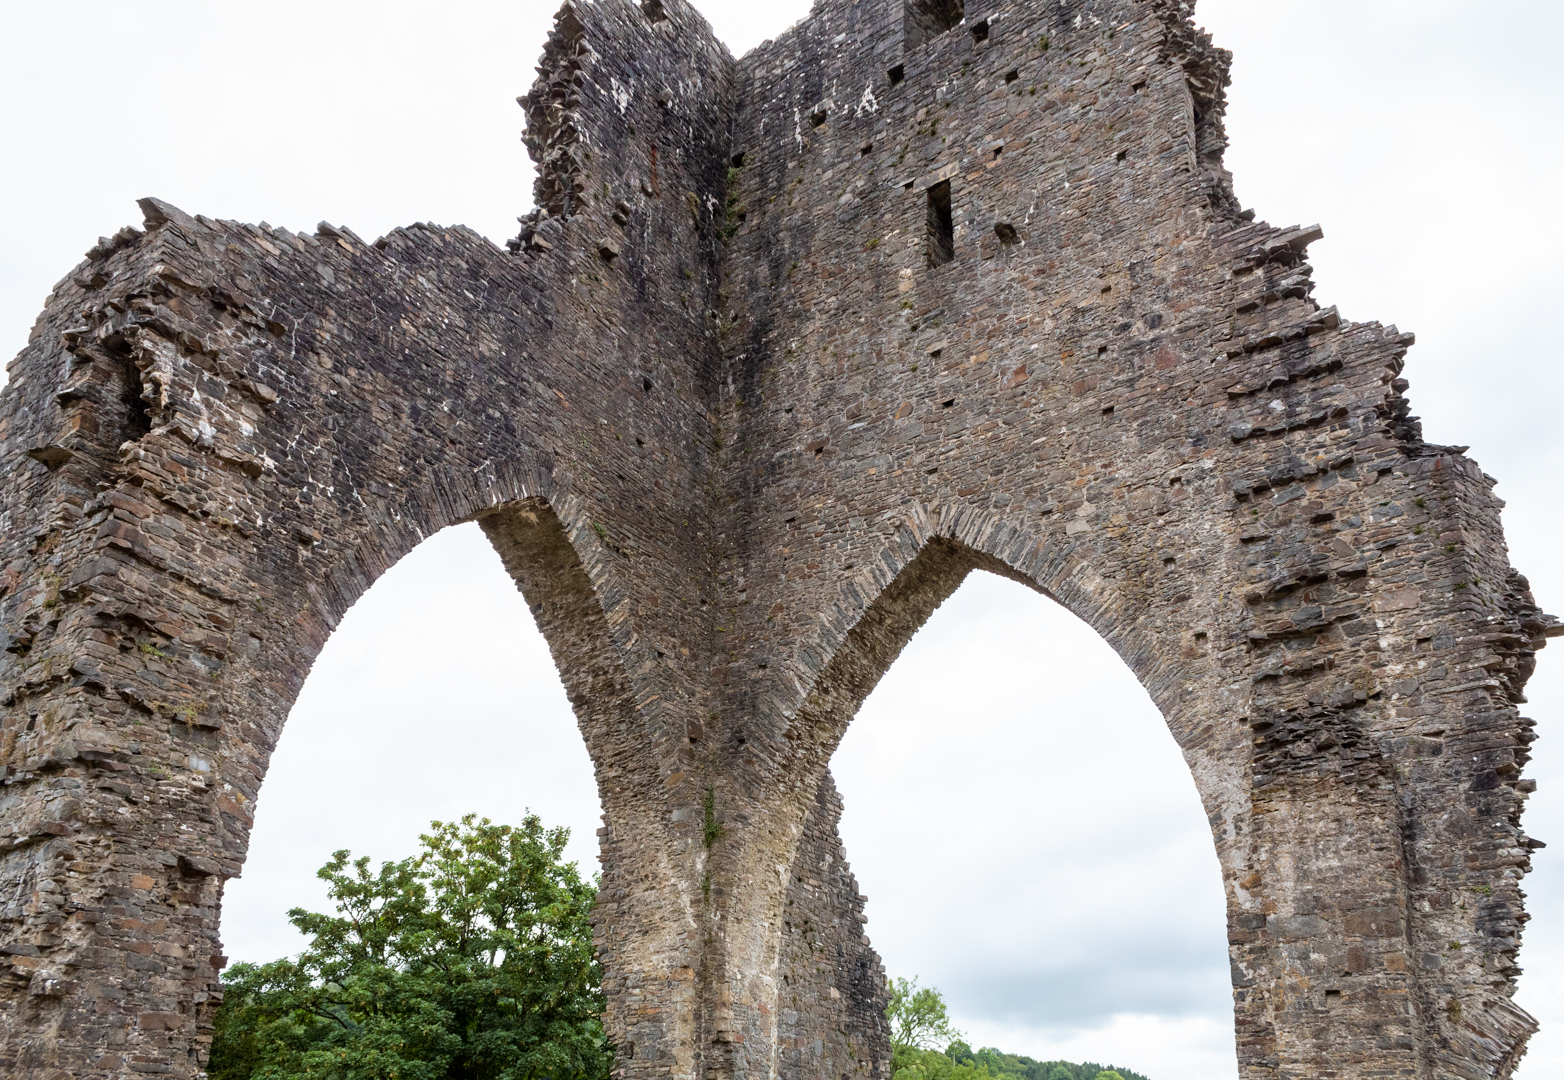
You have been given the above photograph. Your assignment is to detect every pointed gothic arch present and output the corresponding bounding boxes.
[0,2,1552,1078]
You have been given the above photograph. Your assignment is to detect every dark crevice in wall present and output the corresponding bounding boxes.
[904,0,965,51]
[120,350,154,442]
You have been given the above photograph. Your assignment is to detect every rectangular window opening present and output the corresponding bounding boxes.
[905,0,965,50]
[640,0,669,23]
[926,180,954,267]
[888,64,906,86]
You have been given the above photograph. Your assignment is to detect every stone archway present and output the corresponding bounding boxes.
[0,0,1555,1078]
[761,497,1502,1078]
[823,560,1235,1067]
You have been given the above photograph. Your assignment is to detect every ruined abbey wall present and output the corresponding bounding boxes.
[0,1,1555,1078]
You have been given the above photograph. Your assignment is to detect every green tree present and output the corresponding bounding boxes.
[886,978,982,1080]
[886,976,963,1052]
[209,813,611,1080]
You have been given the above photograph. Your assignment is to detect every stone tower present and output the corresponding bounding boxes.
[0,1,1553,1077]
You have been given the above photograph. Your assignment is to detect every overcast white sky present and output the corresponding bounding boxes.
[5,3,1561,1079]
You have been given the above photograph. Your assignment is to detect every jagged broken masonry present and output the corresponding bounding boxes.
[0,1,1556,1077]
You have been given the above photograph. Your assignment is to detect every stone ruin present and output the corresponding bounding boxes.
[0,0,1555,1076]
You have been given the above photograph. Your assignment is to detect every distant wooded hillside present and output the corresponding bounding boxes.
[884,975,1150,1080]
[894,1040,1151,1080]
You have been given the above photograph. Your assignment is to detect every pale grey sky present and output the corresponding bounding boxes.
[4,3,1561,1079]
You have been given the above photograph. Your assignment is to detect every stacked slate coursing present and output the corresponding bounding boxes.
[777,775,888,1080]
[720,0,1553,1075]
[0,1,1554,1078]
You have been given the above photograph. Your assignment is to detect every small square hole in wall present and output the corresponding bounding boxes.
[993,222,1018,243]
[1097,345,1109,357]
[861,142,874,156]
[1103,405,1115,417]
[731,152,746,167]
[1115,149,1127,162]
[810,109,828,128]
[640,0,668,23]
[888,64,905,86]
[971,19,989,43]
[1004,69,1019,84]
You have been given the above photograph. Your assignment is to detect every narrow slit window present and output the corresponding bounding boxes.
[926,180,954,267]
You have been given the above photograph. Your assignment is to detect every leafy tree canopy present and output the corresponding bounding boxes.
[887,976,964,1052]
[885,978,1150,1080]
[209,813,611,1080]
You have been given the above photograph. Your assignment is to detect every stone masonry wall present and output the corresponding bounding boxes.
[711,0,1556,1075]
[777,773,889,1080]
[0,1,1555,1078]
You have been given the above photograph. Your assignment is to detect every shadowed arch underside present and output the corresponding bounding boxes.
[0,0,1557,1078]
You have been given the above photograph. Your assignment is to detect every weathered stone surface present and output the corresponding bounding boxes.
[0,0,1554,1077]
